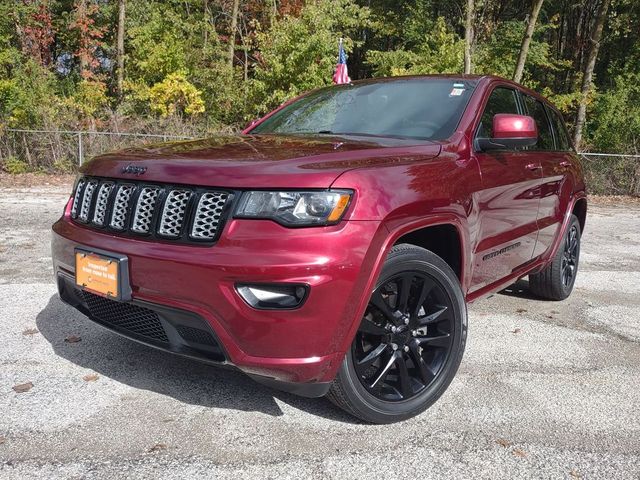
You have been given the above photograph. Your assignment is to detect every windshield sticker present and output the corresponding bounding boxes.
[449,87,465,97]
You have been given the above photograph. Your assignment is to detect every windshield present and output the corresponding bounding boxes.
[250,78,477,141]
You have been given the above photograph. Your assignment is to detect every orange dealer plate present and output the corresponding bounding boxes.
[75,251,120,299]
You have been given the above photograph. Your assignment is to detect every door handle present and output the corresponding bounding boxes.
[525,163,542,171]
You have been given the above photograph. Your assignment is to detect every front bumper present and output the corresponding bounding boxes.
[51,214,386,391]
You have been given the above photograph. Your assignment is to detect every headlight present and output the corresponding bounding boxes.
[234,190,352,226]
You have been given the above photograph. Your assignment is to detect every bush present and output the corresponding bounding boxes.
[3,156,30,174]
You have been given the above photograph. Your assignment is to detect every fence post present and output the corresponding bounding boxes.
[78,132,84,166]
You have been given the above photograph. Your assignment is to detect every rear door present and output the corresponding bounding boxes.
[523,98,574,257]
[470,86,542,292]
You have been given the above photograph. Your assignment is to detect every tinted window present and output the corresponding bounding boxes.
[548,107,571,151]
[523,95,554,150]
[250,79,477,141]
[477,87,519,138]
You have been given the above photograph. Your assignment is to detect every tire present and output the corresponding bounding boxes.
[529,214,581,301]
[326,244,467,424]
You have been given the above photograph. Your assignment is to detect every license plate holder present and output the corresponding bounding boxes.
[75,248,132,302]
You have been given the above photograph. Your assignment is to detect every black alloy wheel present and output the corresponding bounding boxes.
[561,224,579,288]
[529,214,581,301]
[352,272,454,402]
[326,244,467,424]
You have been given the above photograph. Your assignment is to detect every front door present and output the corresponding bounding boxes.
[470,86,541,292]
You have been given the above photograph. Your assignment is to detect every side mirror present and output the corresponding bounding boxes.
[477,114,538,151]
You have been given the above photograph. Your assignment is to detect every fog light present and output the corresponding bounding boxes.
[236,283,308,310]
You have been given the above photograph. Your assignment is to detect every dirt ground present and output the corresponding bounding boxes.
[0,179,638,479]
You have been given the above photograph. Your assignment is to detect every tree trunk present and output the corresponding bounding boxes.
[116,0,125,100]
[574,0,610,149]
[513,0,544,83]
[464,0,474,74]
[227,0,240,69]
[77,0,88,75]
[203,0,209,48]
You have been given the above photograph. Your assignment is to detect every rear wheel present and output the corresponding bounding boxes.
[326,244,467,424]
[529,214,581,300]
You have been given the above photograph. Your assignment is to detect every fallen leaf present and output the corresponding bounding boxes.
[12,382,33,393]
[64,335,81,343]
[546,314,554,319]
[512,328,521,334]
[551,310,560,314]
[22,328,39,336]
[512,448,527,458]
[516,308,527,313]
[148,443,167,453]
[83,373,99,382]
[0,436,5,445]
[496,438,511,448]
[569,470,581,479]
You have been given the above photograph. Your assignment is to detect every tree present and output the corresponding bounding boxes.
[574,0,611,148]
[464,0,474,74]
[116,0,125,100]
[513,0,544,83]
[227,0,240,69]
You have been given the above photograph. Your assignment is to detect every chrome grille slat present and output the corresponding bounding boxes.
[70,177,230,244]
[91,182,115,226]
[78,180,98,222]
[158,189,191,237]
[109,184,135,230]
[71,178,86,218]
[131,187,161,234]
[190,192,229,240]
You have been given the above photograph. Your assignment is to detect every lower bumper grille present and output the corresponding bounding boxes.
[79,289,169,343]
[58,274,226,363]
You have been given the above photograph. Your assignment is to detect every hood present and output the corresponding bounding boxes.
[81,134,442,188]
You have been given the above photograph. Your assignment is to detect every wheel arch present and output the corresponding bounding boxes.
[572,196,587,233]
[393,224,464,282]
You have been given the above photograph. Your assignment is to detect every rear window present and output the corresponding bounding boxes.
[250,79,477,141]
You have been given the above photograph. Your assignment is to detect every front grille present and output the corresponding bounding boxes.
[79,289,169,343]
[71,176,233,244]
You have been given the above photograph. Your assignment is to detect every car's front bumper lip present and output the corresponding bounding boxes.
[56,272,331,397]
[51,214,386,385]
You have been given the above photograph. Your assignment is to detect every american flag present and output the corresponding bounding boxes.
[332,39,351,85]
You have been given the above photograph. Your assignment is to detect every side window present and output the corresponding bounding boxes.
[477,87,519,138]
[548,107,571,151]
[523,95,554,150]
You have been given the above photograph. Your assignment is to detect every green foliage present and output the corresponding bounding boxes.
[3,156,31,174]
[250,0,372,115]
[0,0,639,183]
[587,73,640,154]
[367,17,463,76]
[148,71,206,118]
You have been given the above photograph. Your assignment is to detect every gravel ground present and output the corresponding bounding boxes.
[0,183,639,479]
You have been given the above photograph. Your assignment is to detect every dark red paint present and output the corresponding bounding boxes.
[51,75,587,388]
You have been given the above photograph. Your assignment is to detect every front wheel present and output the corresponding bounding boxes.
[529,214,581,301]
[326,244,467,424]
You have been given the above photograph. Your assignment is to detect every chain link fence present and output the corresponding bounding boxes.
[1,128,639,196]
[0,129,195,172]
[579,153,640,196]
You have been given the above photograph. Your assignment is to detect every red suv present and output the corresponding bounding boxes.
[52,75,586,423]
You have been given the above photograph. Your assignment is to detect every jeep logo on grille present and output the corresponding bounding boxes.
[122,164,147,176]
